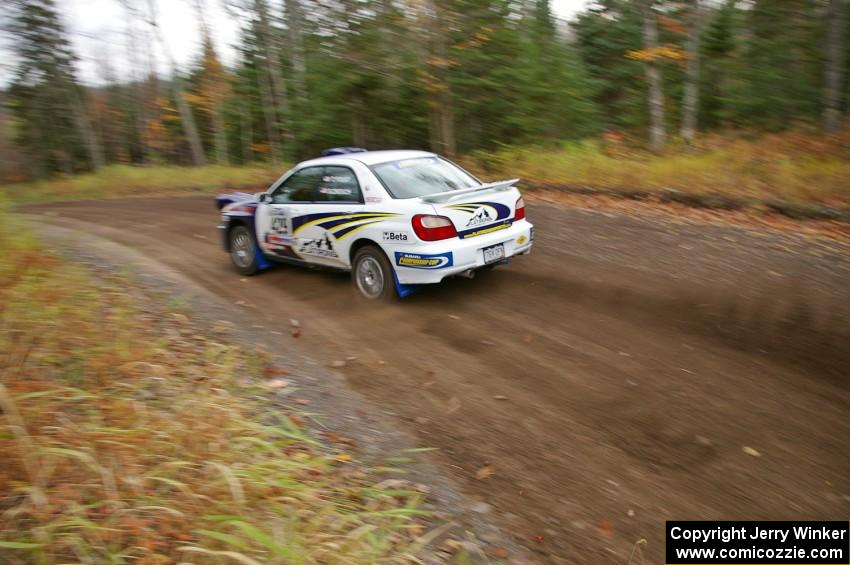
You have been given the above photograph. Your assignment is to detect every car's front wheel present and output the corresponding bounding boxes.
[229,225,259,276]
[352,245,397,300]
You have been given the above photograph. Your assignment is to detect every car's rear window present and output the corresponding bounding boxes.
[371,157,479,199]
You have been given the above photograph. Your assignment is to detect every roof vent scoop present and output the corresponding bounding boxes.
[321,147,367,156]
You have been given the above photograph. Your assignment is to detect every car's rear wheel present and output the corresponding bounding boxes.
[352,245,397,301]
[229,225,259,276]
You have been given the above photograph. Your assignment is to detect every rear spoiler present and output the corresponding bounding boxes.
[419,178,520,203]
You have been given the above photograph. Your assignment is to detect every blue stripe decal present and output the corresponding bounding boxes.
[291,212,345,232]
[316,214,392,231]
[332,220,382,239]
[448,201,511,220]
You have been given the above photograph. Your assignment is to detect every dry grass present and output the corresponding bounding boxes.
[463,130,850,208]
[0,164,284,204]
[0,201,437,564]
[4,131,849,211]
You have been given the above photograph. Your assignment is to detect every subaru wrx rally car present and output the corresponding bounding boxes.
[217,149,533,299]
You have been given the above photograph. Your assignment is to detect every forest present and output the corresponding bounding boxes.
[1,0,848,189]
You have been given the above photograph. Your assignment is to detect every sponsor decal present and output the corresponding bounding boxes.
[318,186,353,195]
[458,220,512,239]
[382,231,411,243]
[271,216,289,233]
[465,207,493,227]
[395,251,453,269]
[267,233,294,246]
[516,235,527,245]
[298,233,339,258]
[322,175,352,183]
[365,196,383,203]
[446,201,512,223]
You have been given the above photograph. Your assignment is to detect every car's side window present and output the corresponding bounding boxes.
[271,167,323,204]
[313,166,362,203]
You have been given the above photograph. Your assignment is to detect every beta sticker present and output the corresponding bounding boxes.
[382,231,411,243]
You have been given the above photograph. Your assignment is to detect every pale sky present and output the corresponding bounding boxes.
[1,0,589,86]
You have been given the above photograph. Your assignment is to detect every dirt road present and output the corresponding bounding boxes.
[27,197,850,563]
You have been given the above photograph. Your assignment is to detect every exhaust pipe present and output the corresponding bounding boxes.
[457,269,476,279]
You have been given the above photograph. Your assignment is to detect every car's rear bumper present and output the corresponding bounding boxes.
[392,219,533,284]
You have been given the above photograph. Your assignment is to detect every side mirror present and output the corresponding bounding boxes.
[257,192,270,204]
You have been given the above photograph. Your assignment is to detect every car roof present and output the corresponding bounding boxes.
[296,150,436,168]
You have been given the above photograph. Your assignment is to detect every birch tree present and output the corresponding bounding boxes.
[823,0,847,132]
[680,0,702,141]
[146,0,207,166]
[641,0,666,152]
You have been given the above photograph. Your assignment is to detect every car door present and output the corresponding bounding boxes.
[291,165,365,268]
[255,166,323,262]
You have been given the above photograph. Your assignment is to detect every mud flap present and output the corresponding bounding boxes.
[392,270,419,298]
[255,243,272,271]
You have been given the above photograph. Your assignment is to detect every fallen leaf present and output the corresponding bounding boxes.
[742,446,761,457]
[266,378,290,389]
[263,365,290,378]
[533,534,544,543]
[335,454,352,462]
[290,319,301,328]
[291,328,302,338]
[597,519,613,539]
[330,360,346,368]
[294,398,310,405]
[486,547,510,559]
[476,465,495,480]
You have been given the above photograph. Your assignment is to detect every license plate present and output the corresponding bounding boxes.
[482,243,505,264]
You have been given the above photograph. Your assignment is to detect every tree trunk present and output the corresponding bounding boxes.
[255,0,293,153]
[213,101,229,165]
[823,0,847,132]
[69,89,105,170]
[285,0,307,109]
[642,0,666,153]
[680,0,701,142]
[240,99,252,163]
[175,89,208,166]
[438,87,456,157]
[146,0,207,166]
[351,92,368,146]
[425,0,456,157]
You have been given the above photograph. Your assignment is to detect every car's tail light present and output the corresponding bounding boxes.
[412,214,457,241]
[514,196,526,221]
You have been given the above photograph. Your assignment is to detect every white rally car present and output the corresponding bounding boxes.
[217,149,533,299]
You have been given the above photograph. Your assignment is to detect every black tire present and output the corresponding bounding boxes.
[228,225,259,276]
[352,245,397,301]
